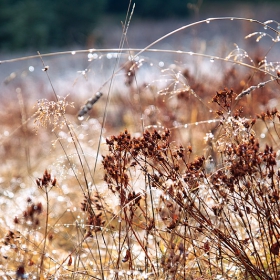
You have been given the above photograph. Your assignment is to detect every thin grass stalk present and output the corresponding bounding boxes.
[38,53,107,280]
[39,188,49,279]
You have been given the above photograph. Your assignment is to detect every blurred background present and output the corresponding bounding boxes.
[0,0,279,53]
[0,0,279,103]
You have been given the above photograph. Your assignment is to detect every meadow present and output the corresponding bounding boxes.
[0,12,280,280]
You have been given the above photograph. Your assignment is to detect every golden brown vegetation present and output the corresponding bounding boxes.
[0,16,280,280]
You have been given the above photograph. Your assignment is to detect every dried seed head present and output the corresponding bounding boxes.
[78,92,103,118]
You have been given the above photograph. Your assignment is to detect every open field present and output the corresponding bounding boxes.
[1,10,280,280]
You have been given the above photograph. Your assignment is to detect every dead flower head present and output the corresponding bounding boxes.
[34,95,74,132]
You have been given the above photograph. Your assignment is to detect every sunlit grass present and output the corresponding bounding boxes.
[0,15,280,279]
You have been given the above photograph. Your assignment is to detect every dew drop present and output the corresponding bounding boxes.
[107,53,112,59]
[71,51,76,55]
[210,58,215,63]
[231,18,234,21]
[260,133,266,139]
[184,124,188,128]
[42,66,49,71]
[143,273,148,279]
[195,122,198,126]
[189,52,194,56]
[57,196,64,202]
[78,133,84,140]
[263,25,268,30]
[206,20,210,24]
[159,61,164,67]
[78,116,84,121]
[29,66,34,72]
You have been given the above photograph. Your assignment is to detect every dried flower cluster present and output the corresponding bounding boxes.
[101,102,280,278]
[34,96,74,131]
[36,169,57,190]
[81,193,106,237]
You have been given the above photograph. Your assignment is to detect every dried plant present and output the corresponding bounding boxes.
[34,96,74,132]
[1,14,280,280]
